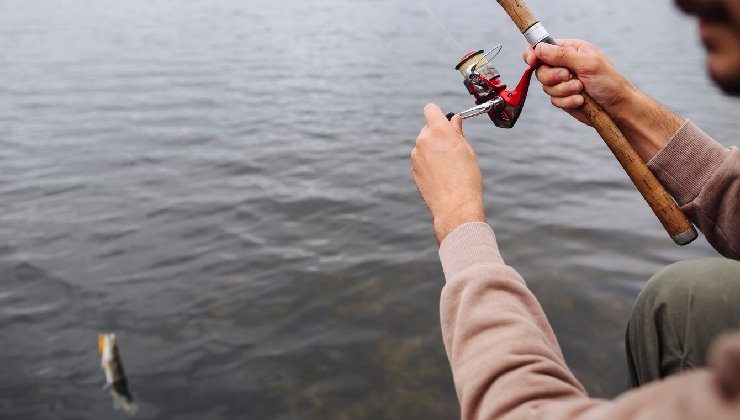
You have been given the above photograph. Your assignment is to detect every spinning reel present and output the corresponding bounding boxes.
[447,45,536,128]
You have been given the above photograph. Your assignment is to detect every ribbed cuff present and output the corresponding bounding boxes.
[438,222,504,280]
[648,120,733,206]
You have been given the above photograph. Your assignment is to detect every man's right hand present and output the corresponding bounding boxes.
[523,39,637,126]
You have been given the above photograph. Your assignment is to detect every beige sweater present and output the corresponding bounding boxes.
[438,121,740,419]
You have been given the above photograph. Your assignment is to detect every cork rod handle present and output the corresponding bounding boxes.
[497,0,539,32]
[496,0,697,245]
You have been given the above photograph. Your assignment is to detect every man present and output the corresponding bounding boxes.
[411,0,740,418]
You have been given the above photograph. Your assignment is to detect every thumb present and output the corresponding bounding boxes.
[535,43,590,72]
[523,45,538,67]
[451,114,464,133]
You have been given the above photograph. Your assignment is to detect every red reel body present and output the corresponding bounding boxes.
[453,48,536,128]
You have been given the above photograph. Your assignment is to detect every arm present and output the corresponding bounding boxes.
[411,105,740,418]
[438,223,590,419]
[412,106,587,418]
[525,40,739,258]
[648,122,739,258]
[439,222,740,419]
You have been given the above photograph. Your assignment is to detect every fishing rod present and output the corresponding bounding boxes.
[442,0,698,246]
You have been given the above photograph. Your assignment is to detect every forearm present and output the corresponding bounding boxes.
[605,88,738,257]
[439,223,587,419]
[612,88,684,163]
[647,122,740,258]
[439,223,740,419]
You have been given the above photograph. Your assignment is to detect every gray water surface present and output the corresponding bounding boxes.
[1,0,737,419]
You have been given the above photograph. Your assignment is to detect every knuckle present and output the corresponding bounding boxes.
[561,83,575,96]
[555,82,571,96]
[567,95,583,108]
[535,69,546,83]
[539,70,558,85]
[552,96,577,109]
[543,84,561,98]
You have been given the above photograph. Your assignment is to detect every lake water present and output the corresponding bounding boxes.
[1,0,737,418]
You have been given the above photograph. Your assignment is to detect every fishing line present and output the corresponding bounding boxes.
[416,0,464,52]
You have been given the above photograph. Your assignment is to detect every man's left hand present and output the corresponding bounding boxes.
[412,103,486,244]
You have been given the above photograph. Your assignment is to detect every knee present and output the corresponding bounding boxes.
[636,260,705,310]
[630,258,740,323]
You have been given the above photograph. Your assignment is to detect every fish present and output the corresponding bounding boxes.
[98,333,138,415]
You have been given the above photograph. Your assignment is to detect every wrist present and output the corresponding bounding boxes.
[433,207,486,244]
[608,80,641,123]
[612,89,683,162]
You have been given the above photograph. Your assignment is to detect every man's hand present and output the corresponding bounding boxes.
[523,39,683,162]
[412,104,486,244]
[523,39,637,126]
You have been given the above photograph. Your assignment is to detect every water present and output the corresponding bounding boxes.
[0,0,737,418]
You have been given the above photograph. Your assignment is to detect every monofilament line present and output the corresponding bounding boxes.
[416,0,464,52]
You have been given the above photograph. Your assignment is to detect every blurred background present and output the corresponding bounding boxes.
[0,0,736,419]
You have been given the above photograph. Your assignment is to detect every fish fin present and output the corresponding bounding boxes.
[98,334,106,354]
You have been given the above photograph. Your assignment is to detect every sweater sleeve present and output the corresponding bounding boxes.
[439,222,589,419]
[438,222,740,419]
[647,121,739,259]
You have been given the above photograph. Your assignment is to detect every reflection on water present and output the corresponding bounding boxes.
[0,0,737,418]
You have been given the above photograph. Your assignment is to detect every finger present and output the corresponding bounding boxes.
[451,114,464,132]
[542,79,583,98]
[423,103,447,127]
[551,94,585,109]
[416,124,430,145]
[535,42,592,72]
[523,45,537,66]
[536,65,571,86]
[554,39,589,51]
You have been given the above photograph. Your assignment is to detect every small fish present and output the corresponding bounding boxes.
[98,333,137,415]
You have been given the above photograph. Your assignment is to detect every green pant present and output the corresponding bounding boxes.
[626,257,740,388]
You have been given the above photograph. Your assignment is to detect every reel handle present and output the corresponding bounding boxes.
[496,0,697,245]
